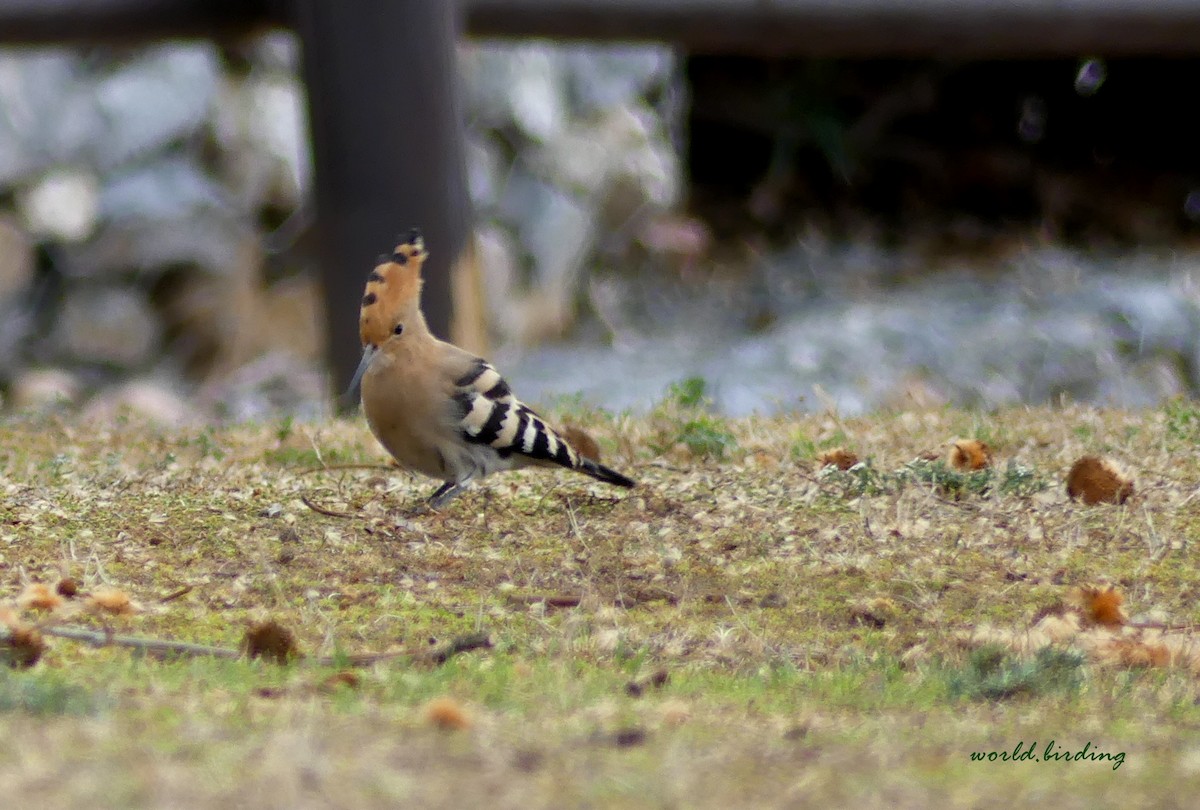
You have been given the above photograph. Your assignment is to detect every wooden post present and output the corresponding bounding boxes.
[290,0,471,407]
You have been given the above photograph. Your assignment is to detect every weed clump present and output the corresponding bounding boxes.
[819,458,1047,499]
[949,646,1084,701]
[651,377,739,460]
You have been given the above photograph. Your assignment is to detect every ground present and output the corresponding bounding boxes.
[2,391,1200,808]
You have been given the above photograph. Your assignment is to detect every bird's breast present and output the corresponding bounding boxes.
[360,349,451,480]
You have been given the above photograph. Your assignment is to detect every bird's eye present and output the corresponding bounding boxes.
[393,323,404,336]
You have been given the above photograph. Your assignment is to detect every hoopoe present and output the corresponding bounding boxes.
[349,229,636,508]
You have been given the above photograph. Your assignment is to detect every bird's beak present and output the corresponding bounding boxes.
[339,345,377,407]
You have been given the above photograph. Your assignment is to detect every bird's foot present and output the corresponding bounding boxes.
[427,481,467,510]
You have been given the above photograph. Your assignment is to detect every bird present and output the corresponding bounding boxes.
[348,229,636,509]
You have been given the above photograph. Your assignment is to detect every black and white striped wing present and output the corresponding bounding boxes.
[452,359,580,470]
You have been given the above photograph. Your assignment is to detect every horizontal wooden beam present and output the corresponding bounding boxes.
[2,0,1200,56]
[0,0,279,44]
[463,0,1200,56]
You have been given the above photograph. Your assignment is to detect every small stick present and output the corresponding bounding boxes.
[297,463,398,476]
[506,594,583,608]
[300,494,357,519]
[422,632,493,665]
[10,625,493,667]
[41,626,242,660]
[159,585,194,603]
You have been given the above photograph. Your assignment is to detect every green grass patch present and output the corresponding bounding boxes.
[0,669,103,716]
[947,646,1085,701]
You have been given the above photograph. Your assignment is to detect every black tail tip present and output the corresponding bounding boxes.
[582,459,636,489]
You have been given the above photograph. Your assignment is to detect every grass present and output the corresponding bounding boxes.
[1,399,1200,807]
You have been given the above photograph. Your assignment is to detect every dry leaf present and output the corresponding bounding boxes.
[18,583,64,612]
[965,586,1200,674]
[320,671,361,692]
[243,620,301,663]
[1072,585,1127,627]
[1101,637,1171,668]
[424,696,471,730]
[818,448,859,470]
[1066,456,1134,505]
[949,439,991,471]
[87,588,138,616]
[0,607,20,631]
[1,624,46,669]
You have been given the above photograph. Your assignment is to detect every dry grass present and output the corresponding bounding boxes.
[2,395,1200,807]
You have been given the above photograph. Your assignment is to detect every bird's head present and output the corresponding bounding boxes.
[346,228,429,398]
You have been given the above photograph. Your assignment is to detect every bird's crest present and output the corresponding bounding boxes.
[358,228,428,347]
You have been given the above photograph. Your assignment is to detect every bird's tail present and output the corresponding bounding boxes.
[579,458,636,489]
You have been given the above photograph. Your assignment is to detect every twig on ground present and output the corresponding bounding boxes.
[300,494,357,519]
[506,593,583,609]
[420,632,494,665]
[159,585,193,603]
[42,625,242,659]
[7,625,493,668]
[297,463,397,476]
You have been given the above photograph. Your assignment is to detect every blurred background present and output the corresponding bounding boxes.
[3,3,1200,420]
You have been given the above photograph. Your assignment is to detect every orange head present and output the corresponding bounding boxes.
[345,229,429,400]
[358,228,430,349]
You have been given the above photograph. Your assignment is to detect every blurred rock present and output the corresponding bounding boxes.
[248,32,301,73]
[153,267,255,378]
[201,350,329,422]
[0,212,40,376]
[1120,355,1190,404]
[0,49,93,182]
[532,106,679,217]
[90,44,221,169]
[593,107,680,227]
[10,368,81,410]
[0,39,682,416]
[465,135,504,212]
[1098,280,1200,358]
[522,181,596,295]
[531,121,613,194]
[501,249,1200,416]
[0,215,34,302]
[561,44,675,114]
[61,214,256,279]
[0,299,34,379]
[83,378,190,426]
[99,156,227,223]
[56,286,161,367]
[465,44,567,141]
[499,172,596,339]
[474,225,521,338]
[16,167,100,241]
[211,73,310,209]
[157,267,322,381]
[635,215,712,261]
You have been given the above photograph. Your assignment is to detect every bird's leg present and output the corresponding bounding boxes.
[427,481,467,509]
